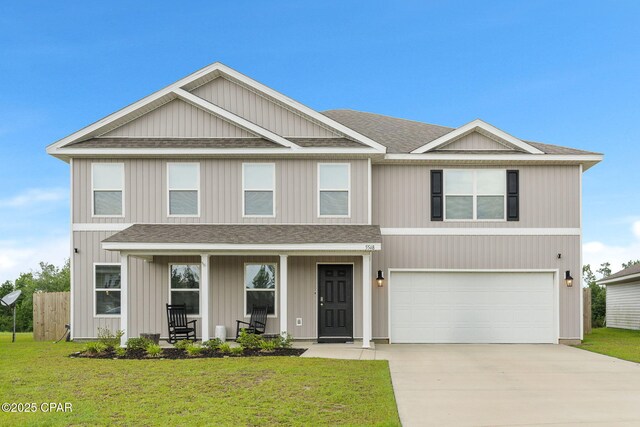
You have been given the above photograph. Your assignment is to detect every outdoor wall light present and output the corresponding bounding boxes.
[565,270,574,287]
[376,270,385,287]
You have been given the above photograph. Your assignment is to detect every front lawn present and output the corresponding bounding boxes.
[575,327,640,363]
[0,333,399,426]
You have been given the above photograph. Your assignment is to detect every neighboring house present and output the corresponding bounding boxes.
[598,265,640,330]
[46,63,603,347]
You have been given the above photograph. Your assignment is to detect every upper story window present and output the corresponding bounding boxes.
[92,163,124,217]
[318,163,350,217]
[243,163,275,217]
[444,169,505,220]
[167,163,200,216]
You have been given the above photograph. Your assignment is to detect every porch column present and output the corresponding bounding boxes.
[201,254,210,342]
[279,255,288,337]
[120,253,129,347]
[362,253,372,349]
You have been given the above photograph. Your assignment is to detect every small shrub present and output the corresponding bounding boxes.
[174,340,193,351]
[260,340,277,352]
[185,343,203,356]
[114,347,126,357]
[274,333,293,349]
[84,341,107,354]
[97,328,125,350]
[202,338,223,351]
[126,337,153,351]
[218,343,232,354]
[230,346,244,356]
[146,344,162,358]
[236,330,264,349]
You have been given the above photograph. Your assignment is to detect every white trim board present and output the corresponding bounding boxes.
[102,242,382,252]
[411,119,544,154]
[381,228,581,236]
[73,223,132,232]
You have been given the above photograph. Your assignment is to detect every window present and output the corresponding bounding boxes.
[318,163,350,216]
[243,163,275,216]
[168,163,199,216]
[92,163,124,216]
[95,264,121,316]
[170,264,200,315]
[444,169,505,220]
[245,264,276,316]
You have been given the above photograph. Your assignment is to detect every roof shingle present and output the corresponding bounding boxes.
[103,224,382,245]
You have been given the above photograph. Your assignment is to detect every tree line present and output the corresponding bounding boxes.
[0,261,70,332]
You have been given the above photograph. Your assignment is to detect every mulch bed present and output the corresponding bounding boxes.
[70,347,307,360]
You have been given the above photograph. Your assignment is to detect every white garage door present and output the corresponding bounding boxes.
[389,271,557,343]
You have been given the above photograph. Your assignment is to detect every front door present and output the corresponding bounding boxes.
[317,264,353,343]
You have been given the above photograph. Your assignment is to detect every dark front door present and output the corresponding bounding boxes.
[318,264,353,343]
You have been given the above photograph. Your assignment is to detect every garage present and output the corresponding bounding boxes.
[389,271,558,343]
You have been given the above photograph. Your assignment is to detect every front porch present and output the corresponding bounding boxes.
[100,224,382,348]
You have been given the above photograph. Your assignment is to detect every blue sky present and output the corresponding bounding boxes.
[0,1,638,282]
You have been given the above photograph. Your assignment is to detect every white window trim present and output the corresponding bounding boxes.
[317,162,351,218]
[242,163,276,218]
[91,163,125,218]
[166,162,201,218]
[93,262,122,318]
[244,262,278,318]
[168,263,202,317]
[443,168,507,222]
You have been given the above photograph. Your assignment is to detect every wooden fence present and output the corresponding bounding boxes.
[583,287,592,335]
[33,292,70,341]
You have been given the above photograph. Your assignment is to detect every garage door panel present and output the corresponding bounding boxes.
[390,271,556,344]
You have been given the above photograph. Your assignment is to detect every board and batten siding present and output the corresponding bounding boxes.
[73,158,369,224]
[606,282,640,330]
[438,132,511,151]
[372,164,580,228]
[372,235,581,339]
[191,77,340,137]
[72,231,365,339]
[102,99,254,138]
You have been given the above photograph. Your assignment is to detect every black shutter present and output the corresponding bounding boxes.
[431,170,443,221]
[506,170,519,221]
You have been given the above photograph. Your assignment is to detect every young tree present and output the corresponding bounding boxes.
[583,263,607,328]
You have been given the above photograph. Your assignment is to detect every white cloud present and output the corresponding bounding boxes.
[0,188,68,208]
[0,237,69,284]
[583,220,640,274]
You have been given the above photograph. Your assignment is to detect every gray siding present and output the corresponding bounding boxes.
[73,158,369,224]
[372,165,580,228]
[102,99,254,138]
[438,131,511,151]
[72,231,364,339]
[606,282,640,330]
[192,77,340,137]
[372,235,581,339]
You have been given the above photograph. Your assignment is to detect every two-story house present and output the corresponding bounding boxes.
[46,63,602,347]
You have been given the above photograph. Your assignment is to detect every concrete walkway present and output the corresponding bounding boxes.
[302,343,640,426]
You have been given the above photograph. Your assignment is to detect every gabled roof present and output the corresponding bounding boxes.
[47,63,386,159]
[597,264,640,285]
[67,137,364,149]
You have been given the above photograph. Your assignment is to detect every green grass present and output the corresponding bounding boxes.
[575,327,640,363]
[0,333,399,426]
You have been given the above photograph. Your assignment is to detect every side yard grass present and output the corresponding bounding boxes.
[575,327,640,363]
[0,333,399,426]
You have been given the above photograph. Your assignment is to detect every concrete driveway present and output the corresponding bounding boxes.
[374,344,640,426]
